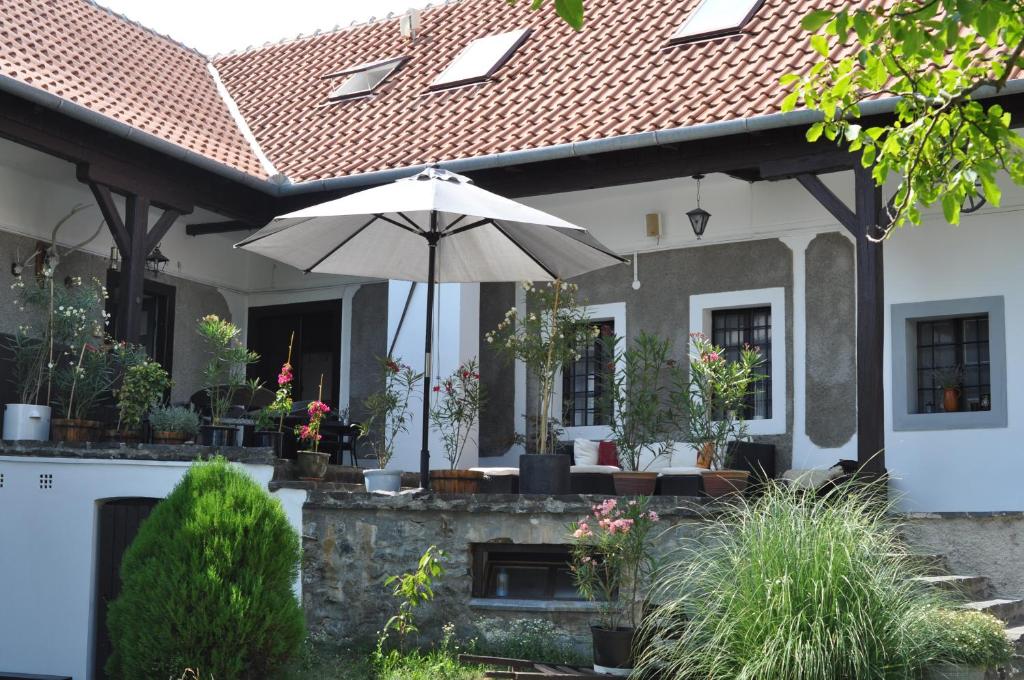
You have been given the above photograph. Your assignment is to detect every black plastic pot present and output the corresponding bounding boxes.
[518,453,570,495]
[253,430,284,456]
[591,626,635,672]
[656,473,702,496]
[199,424,237,447]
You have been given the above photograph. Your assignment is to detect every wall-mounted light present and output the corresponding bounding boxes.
[107,246,120,273]
[146,245,169,275]
[687,174,711,239]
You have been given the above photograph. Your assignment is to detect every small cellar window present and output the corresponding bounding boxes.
[471,543,596,601]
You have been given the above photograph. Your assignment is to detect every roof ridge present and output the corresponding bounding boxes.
[212,0,457,59]
[86,0,208,57]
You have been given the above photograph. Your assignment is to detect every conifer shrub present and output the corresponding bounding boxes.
[106,457,305,679]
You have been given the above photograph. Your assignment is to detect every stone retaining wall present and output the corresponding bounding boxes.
[301,492,711,651]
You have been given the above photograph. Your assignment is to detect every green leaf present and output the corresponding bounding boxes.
[941,193,961,224]
[554,0,584,29]
[802,10,835,32]
[979,172,1002,207]
[811,34,830,57]
[806,121,825,142]
[781,90,800,112]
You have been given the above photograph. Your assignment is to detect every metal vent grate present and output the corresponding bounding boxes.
[0,472,4,488]
[39,473,53,490]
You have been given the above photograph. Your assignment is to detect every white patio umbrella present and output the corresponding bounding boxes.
[235,166,625,487]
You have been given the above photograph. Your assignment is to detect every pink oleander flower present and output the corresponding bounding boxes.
[593,498,617,518]
[573,522,592,539]
[613,518,634,534]
[647,511,659,522]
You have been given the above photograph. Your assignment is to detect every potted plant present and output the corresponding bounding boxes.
[569,497,660,676]
[149,405,200,444]
[602,332,680,496]
[110,348,171,443]
[921,609,1012,679]
[253,334,295,456]
[675,332,763,497]
[933,365,964,413]
[486,280,596,495]
[196,314,259,446]
[360,357,422,493]
[429,358,486,493]
[295,389,331,480]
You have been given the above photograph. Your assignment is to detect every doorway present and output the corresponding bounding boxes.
[105,272,176,371]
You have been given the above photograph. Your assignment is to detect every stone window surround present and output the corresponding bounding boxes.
[689,288,787,436]
[891,296,1007,431]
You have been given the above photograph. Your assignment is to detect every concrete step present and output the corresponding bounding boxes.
[908,552,951,576]
[963,598,1024,626]
[916,575,993,601]
[1006,627,1024,654]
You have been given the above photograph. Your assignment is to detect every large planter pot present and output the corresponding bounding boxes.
[591,626,635,676]
[429,469,484,494]
[199,424,237,447]
[252,430,284,457]
[2,404,51,441]
[104,428,141,444]
[51,418,101,443]
[152,431,190,445]
[612,471,658,496]
[702,469,750,498]
[364,468,403,493]
[519,453,571,495]
[924,663,987,680]
[297,450,330,480]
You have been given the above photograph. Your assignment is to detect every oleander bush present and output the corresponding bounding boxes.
[637,480,947,680]
[106,457,304,679]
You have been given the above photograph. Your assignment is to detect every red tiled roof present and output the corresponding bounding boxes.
[214,0,848,183]
[0,0,266,177]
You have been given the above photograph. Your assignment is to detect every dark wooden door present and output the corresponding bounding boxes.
[93,498,159,679]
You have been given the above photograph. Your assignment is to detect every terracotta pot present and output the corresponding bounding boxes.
[696,441,716,468]
[591,626,635,676]
[612,471,658,496]
[943,387,960,413]
[429,469,484,494]
[702,469,750,498]
[51,418,101,443]
[297,450,329,480]
[152,431,190,445]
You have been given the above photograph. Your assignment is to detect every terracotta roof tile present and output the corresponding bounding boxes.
[0,0,266,177]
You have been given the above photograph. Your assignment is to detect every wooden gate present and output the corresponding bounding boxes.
[92,498,159,679]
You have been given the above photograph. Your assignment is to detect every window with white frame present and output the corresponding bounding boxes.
[689,288,786,436]
[562,319,614,427]
[891,297,1007,431]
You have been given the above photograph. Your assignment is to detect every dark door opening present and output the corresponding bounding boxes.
[247,300,341,407]
[93,498,159,679]
[105,271,176,372]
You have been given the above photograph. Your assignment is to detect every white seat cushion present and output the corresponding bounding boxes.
[470,467,519,476]
[782,466,843,490]
[659,466,708,476]
[573,438,601,466]
[570,465,620,474]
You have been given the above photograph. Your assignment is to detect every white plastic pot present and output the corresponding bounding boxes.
[2,404,52,441]
[363,468,403,493]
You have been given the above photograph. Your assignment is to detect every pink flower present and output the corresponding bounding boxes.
[277,362,293,386]
[573,522,593,539]
[307,400,330,416]
[647,511,660,522]
[593,498,617,518]
[612,518,634,534]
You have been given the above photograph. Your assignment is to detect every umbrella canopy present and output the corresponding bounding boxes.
[235,166,625,488]
[234,167,623,282]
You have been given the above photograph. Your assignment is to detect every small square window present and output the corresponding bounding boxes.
[914,315,991,414]
[430,29,531,90]
[324,56,407,101]
[672,0,765,43]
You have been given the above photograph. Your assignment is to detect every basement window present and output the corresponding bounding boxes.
[671,0,765,43]
[324,56,407,101]
[430,28,531,90]
[471,544,591,601]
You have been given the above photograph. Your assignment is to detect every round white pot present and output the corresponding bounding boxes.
[3,404,52,441]
[924,663,988,680]
[363,468,403,493]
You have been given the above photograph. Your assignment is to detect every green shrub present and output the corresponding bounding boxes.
[106,457,304,679]
[637,481,946,680]
[150,404,201,436]
[474,618,585,666]
[921,609,1012,668]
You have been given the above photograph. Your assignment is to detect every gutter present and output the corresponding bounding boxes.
[2,71,1023,199]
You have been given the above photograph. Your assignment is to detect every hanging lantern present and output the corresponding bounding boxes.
[687,174,711,239]
[107,246,121,272]
[146,245,169,275]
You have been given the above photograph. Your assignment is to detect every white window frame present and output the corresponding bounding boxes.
[552,302,627,441]
[689,288,786,436]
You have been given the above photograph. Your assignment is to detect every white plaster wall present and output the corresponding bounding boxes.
[0,456,305,680]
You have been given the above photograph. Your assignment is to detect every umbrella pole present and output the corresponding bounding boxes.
[420,213,439,489]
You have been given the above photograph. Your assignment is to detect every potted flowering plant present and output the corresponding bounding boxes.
[111,349,171,443]
[294,383,331,479]
[196,314,259,446]
[569,497,660,676]
[429,358,486,493]
[360,357,422,493]
[254,334,295,456]
[486,280,597,495]
[601,332,681,495]
[674,332,763,497]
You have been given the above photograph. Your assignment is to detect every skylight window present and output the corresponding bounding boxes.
[430,28,531,90]
[672,0,764,43]
[324,56,407,101]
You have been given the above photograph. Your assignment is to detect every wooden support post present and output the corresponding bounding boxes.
[797,169,886,474]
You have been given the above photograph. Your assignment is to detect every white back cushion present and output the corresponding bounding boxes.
[574,438,600,466]
[670,442,699,467]
[637,442,699,471]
